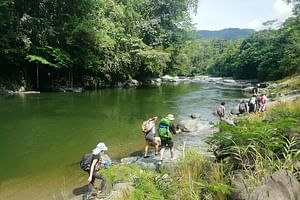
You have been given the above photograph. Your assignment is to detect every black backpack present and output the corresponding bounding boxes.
[80,153,93,171]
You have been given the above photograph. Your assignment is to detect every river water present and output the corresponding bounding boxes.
[0,81,247,200]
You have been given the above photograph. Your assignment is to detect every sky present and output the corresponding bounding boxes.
[191,0,293,30]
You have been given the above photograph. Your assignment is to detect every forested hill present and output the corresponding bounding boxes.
[190,28,255,40]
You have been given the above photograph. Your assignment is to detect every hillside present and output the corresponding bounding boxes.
[191,28,255,40]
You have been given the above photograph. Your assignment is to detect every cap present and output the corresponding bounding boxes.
[167,114,175,121]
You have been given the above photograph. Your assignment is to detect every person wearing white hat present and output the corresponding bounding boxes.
[158,114,177,163]
[86,142,108,199]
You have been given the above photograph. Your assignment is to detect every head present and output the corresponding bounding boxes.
[167,114,175,121]
[260,94,264,97]
[92,142,108,155]
[150,116,158,122]
[221,102,225,106]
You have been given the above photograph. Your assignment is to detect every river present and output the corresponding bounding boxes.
[0,81,248,200]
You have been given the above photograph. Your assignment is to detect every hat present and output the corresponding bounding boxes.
[92,142,108,155]
[167,114,175,121]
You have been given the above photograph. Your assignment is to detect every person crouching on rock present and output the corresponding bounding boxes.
[142,116,160,158]
[86,143,107,199]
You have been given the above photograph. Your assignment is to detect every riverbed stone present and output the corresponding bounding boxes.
[248,170,300,200]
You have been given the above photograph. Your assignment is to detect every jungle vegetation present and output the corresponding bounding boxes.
[0,0,299,89]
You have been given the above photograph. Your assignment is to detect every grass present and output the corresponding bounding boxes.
[207,98,300,193]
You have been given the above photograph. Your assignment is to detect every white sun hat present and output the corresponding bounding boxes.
[92,142,108,155]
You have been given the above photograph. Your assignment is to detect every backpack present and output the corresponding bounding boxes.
[80,153,93,171]
[249,97,256,105]
[239,102,246,111]
[158,118,172,140]
[142,120,152,133]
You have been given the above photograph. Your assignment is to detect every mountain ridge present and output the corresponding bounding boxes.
[191,28,255,40]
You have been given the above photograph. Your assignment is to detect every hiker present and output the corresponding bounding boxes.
[238,100,248,115]
[86,143,107,199]
[248,95,258,113]
[258,94,268,112]
[217,102,226,119]
[158,114,178,163]
[143,116,160,158]
[253,85,259,95]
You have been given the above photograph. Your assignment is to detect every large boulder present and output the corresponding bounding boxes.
[248,170,300,200]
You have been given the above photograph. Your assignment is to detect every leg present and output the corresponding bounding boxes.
[170,147,174,159]
[154,140,159,155]
[144,140,149,157]
[160,147,165,161]
[87,176,95,195]
[93,173,106,192]
[168,140,174,159]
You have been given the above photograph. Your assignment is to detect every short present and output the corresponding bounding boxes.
[161,139,173,148]
[145,134,155,143]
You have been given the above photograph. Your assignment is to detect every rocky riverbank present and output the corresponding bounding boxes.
[69,75,300,200]
[0,75,255,95]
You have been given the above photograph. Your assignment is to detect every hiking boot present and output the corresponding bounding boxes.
[97,190,103,197]
[83,193,93,200]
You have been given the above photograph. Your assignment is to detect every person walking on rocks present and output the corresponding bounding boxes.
[248,95,258,113]
[158,114,178,163]
[258,94,268,112]
[142,116,160,158]
[217,102,226,119]
[86,143,107,199]
[238,100,248,115]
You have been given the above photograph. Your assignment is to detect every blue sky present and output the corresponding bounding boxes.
[191,0,293,30]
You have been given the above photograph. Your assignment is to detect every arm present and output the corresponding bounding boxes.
[88,159,98,182]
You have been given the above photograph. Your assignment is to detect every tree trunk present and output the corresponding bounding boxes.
[36,63,39,90]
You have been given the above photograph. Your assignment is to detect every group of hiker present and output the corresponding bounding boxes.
[217,93,268,119]
[80,114,179,199]
[142,114,179,163]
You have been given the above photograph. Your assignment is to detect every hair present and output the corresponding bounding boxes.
[221,102,225,105]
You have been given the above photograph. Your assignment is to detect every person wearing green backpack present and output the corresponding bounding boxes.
[158,114,178,163]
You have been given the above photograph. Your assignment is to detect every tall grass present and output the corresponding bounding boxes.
[207,99,300,191]
[171,150,233,200]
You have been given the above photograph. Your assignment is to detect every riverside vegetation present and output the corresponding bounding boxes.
[89,75,300,200]
[0,0,299,91]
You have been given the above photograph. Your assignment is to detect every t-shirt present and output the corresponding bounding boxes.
[217,105,225,117]
[91,153,101,171]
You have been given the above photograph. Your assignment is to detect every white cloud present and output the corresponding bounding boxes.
[273,0,293,20]
[248,19,263,30]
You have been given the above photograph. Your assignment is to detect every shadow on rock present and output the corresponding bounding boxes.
[73,184,88,196]
[128,150,143,157]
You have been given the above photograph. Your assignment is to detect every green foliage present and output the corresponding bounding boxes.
[172,150,233,200]
[26,55,56,67]
[208,99,300,187]
[190,16,300,81]
[0,0,199,87]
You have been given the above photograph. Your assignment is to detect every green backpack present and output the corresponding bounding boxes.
[158,118,172,140]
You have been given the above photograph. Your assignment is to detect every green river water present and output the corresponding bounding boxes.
[0,82,247,200]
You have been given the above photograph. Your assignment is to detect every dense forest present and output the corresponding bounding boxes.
[197,17,300,80]
[0,0,299,91]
